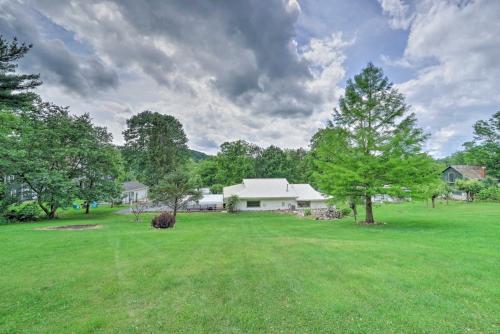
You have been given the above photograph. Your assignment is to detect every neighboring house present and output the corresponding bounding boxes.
[223,178,329,211]
[122,181,149,204]
[442,165,487,200]
[3,175,37,201]
[442,165,487,185]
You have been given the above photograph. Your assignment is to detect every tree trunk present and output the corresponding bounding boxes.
[173,198,178,217]
[37,198,50,217]
[48,204,57,219]
[85,202,90,214]
[365,195,374,224]
[431,195,436,208]
[350,202,357,223]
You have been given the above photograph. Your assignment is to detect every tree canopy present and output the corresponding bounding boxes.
[311,63,436,223]
[122,111,189,186]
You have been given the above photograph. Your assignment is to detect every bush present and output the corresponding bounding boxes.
[340,208,351,217]
[151,212,176,229]
[4,202,42,222]
[477,187,500,201]
[226,195,239,213]
[303,208,312,216]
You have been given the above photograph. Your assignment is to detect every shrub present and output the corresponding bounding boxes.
[226,195,239,213]
[4,202,42,222]
[340,208,351,217]
[477,187,499,201]
[303,208,312,216]
[151,212,176,229]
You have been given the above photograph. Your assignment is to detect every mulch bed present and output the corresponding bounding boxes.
[37,224,102,231]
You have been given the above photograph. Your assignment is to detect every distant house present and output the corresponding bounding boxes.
[122,181,149,204]
[3,175,36,201]
[442,165,487,200]
[223,178,329,211]
[442,165,487,185]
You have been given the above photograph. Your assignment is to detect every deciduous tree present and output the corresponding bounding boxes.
[312,63,435,223]
[123,111,188,186]
[150,170,202,217]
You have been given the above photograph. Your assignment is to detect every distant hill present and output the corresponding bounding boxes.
[189,149,211,161]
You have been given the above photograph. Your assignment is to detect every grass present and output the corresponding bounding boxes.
[0,201,499,333]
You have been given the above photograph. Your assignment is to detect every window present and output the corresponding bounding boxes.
[448,172,456,183]
[297,201,311,208]
[247,201,260,208]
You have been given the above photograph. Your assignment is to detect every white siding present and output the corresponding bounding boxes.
[122,188,148,204]
[236,198,296,211]
[310,200,328,209]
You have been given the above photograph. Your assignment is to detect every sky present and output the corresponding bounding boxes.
[1,0,499,157]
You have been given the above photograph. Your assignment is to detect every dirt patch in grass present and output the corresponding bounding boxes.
[36,224,102,231]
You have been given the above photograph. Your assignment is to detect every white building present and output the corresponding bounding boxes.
[122,181,149,204]
[223,178,330,211]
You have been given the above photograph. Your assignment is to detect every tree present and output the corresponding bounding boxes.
[226,195,240,213]
[77,124,124,214]
[311,63,435,224]
[0,36,42,109]
[196,158,219,186]
[214,140,259,185]
[456,179,484,202]
[256,145,289,178]
[150,170,202,217]
[123,111,188,186]
[0,101,116,218]
[447,112,499,178]
[416,180,450,208]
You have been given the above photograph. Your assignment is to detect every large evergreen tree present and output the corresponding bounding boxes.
[0,36,41,109]
[312,63,435,223]
[123,111,188,186]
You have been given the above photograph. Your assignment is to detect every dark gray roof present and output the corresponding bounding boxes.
[446,165,486,180]
[122,181,148,191]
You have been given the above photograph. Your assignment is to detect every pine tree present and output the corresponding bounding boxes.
[0,36,42,109]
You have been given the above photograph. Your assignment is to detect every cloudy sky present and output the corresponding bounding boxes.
[1,0,499,156]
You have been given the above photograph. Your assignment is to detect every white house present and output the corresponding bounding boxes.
[223,178,330,211]
[122,181,149,204]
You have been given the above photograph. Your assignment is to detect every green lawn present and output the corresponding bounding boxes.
[0,201,499,333]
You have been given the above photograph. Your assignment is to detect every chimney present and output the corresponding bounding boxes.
[480,166,487,178]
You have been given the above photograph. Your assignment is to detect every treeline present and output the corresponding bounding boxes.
[189,141,313,193]
[118,112,314,192]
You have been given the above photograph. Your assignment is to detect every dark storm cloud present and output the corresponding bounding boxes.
[0,2,118,96]
[113,0,318,115]
[26,0,321,117]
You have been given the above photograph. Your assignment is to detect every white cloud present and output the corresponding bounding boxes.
[394,0,500,156]
[378,0,414,29]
